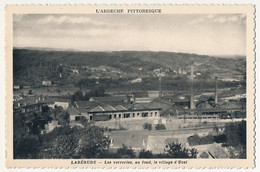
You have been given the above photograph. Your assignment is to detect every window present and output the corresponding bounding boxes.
[109,114,112,119]
[133,113,135,118]
[119,114,121,118]
[142,112,148,117]
[114,114,117,118]
[124,113,130,118]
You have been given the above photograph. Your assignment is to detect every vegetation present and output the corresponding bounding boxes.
[115,144,136,158]
[155,124,166,130]
[50,106,70,125]
[188,134,214,146]
[143,122,152,131]
[165,142,198,158]
[224,121,246,158]
[187,133,227,146]
[71,87,105,102]
[139,149,154,158]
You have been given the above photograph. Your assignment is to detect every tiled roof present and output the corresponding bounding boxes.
[75,101,105,109]
[114,105,128,111]
[74,101,104,113]
[208,143,229,158]
[103,105,116,111]
[13,95,70,108]
[67,106,81,116]
[90,106,105,112]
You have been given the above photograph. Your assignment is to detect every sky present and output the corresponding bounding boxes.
[13,13,246,56]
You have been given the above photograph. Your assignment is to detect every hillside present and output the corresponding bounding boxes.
[13,48,246,92]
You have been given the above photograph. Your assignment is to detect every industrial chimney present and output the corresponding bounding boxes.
[215,76,218,104]
[190,66,195,109]
[159,75,162,98]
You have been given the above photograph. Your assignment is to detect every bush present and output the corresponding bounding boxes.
[143,122,152,131]
[203,121,208,125]
[187,134,214,146]
[155,124,166,130]
[116,144,136,158]
[139,149,154,158]
[187,134,201,146]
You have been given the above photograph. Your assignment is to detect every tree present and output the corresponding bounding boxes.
[56,110,70,125]
[165,142,198,158]
[84,87,105,100]
[71,90,84,102]
[38,125,81,159]
[77,126,110,158]
[79,116,88,127]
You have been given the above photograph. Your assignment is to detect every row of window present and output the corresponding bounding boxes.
[177,116,218,119]
[108,111,158,119]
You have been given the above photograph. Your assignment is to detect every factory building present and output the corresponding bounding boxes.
[69,101,161,122]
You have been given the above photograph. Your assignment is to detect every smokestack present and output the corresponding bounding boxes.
[159,75,162,98]
[190,66,195,109]
[215,76,218,104]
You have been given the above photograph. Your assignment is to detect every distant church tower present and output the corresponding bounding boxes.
[190,66,195,109]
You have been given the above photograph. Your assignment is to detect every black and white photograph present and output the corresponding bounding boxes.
[12,13,248,160]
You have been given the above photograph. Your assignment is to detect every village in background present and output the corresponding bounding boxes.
[13,49,246,159]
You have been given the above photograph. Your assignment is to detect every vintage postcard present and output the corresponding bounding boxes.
[5,5,255,168]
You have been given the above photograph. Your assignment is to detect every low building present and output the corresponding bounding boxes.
[13,97,44,114]
[72,69,79,73]
[69,101,105,122]
[69,100,161,122]
[148,91,159,98]
[133,91,156,104]
[130,78,142,84]
[89,103,161,121]
[13,85,20,90]
[41,97,70,109]
[42,80,52,86]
